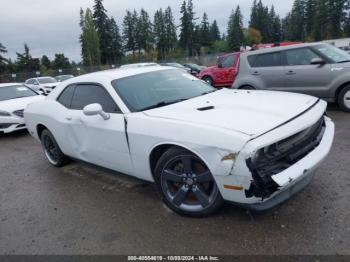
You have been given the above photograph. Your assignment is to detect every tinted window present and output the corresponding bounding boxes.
[222,54,235,68]
[57,85,75,108]
[71,84,120,113]
[26,79,34,84]
[285,48,319,66]
[38,77,57,84]
[112,69,215,112]
[249,52,281,67]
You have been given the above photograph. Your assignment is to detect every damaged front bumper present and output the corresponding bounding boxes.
[213,114,334,210]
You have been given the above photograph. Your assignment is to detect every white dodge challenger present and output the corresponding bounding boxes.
[24,66,335,216]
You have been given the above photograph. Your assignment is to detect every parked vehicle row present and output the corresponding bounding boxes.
[25,75,74,94]
[23,66,334,216]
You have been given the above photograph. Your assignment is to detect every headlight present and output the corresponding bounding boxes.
[0,110,11,116]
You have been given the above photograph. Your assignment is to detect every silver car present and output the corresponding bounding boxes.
[232,43,350,112]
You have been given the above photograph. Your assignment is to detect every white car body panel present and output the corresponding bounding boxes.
[0,83,45,133]
[24,66,335,209]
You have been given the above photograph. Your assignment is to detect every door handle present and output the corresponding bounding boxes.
[66,116,72,121]
[252,71,260,76]
[286,70,296,75]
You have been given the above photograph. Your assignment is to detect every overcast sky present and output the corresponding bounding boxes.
[0,0,294,62]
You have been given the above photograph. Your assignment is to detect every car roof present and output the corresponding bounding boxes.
[120,63,158,68]
[0,83,25,88]
[242,42,323,56]
[62,66,174,84]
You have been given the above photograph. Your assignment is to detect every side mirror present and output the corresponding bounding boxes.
[310,58,326,65]
[83,103,110,120]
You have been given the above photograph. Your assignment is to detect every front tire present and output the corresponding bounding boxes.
[154,147,224,217]
[40,129,69,167]
[202,76,214,87]
[338,85,350,112]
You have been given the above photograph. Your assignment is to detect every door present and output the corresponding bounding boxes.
[61,83,133,174]
[213,54,235,86]
[282,47,332,97]
[248,51,285,89]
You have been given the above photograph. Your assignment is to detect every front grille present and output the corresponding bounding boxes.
[245,116,326,199]
[252,116,325,178]
[0,123,13,129]
[13,109,24,118]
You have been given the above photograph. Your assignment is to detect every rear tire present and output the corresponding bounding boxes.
[40,129,69,167]
[202,76,214,87]
[338,85,350,112]
[239,85,256,90]
[154,147,224,217]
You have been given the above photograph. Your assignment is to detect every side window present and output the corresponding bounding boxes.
[252,52,281,67]
[285,48,320,66]
[71,84,121,113]
[27,79,34,84]
[222,54,235,68]
[57,85,76,108]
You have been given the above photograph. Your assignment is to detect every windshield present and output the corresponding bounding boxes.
[38,77,57,84]
[55,75,73,82]
[112,69,215,112]
[313,44,350,63]
[0,85,37,101]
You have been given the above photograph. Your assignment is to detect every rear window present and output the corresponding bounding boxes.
[248,52,281,67]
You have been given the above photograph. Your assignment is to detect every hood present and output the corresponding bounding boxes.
[144,89,319,137]
[201,65,217,73]
[42,83,58,88]
[0,95,45,113]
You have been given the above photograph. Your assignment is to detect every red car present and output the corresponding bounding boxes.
[197,52,241,88]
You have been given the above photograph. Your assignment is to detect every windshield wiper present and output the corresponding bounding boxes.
[139,98,188,111]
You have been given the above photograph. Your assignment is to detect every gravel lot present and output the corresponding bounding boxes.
[0,109,349,255]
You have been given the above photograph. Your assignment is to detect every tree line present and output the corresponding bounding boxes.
[2,0,350,74]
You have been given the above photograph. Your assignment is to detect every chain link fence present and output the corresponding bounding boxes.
[0,54,222,84]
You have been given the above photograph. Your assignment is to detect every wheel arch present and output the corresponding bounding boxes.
[148,142,212,180]
[335,81,350,100]
[36,123,48,139]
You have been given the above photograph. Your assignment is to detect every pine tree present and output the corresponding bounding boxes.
[209,20,221,42]
[109,17,123,64]
[227,6,244,51]
[179,0,195,56]
[80,8,101,66]
[304,0,316,39]
[0,43,8,68]
[200,13,211,47]
[154,9,166,60]
[41,55,51,69]
[136,9,153,55]
[52,54,71,69]
[269,6,281,43]
[123,10,137,54]
[164,7,177,54]
[16,44,40,72]
[93,0,109,64]
[249,0,272,42]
